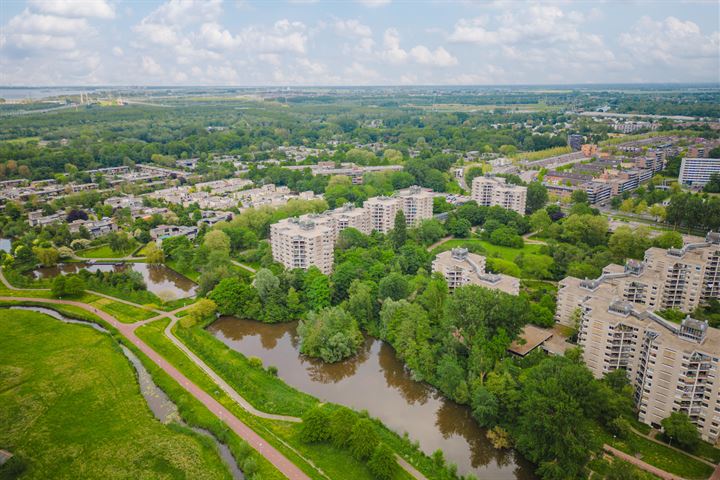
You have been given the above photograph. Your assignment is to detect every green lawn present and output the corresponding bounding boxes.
[599,428,714,479]
[430,238,544,260]
[0,309,230,480]
[76,244,136,259]
[79,294,157,323]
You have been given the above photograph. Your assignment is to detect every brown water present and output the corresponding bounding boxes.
[209,317,536,480]
[31,262,197,300]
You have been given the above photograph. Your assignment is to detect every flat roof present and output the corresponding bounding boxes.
[508,325,554,356]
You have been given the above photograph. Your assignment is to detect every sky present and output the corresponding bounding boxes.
[1,0,719,86]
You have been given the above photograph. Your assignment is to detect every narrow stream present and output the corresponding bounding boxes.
[5,305,243,479]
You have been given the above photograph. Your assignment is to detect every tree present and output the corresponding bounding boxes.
[471,386,499,427]
[412,219,445,246]
[13,245,37,272]
[304,267,331,310]
[144,241,165,263]
[526,182,548,213]
[346,280,376,328]
[391,211,407,250]
[561,214,608,247]
[368,443,397,480]
[328,408,358,447]
[661,412,700,451]
[445,215,471,238]
[298,306,363,363]
[182,299,217,328]
[107,231,134,253]
[653,231,682,249]
[378,272,410,301]
[529,209,552,233]
[348,419,379,460]
[254,268,280,301]
[203,230,231,255]
[570,189,588,204]
[51,275,67,297]
[32,246,59,267]
[648,204,667,221]
[300,406,331,443]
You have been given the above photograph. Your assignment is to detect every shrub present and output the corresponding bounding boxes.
[247,356,263,369]
[328,407,358,447]
[266,365,278,376]
[300,406,331,443]
[242,456,258,476]
[368,443,397,480]
[348,419,379,460]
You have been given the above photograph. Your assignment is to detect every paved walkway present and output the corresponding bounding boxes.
[0,290,310,479]
[603,445,684,480]
[231,259,257,274]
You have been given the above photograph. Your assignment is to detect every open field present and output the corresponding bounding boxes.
[0,309,230,480]
[76,244,137,259]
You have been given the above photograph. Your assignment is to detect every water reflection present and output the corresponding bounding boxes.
[209,316,536,480]
[31,262,197,300]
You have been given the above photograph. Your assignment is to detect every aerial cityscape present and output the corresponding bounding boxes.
[1,1,719,480]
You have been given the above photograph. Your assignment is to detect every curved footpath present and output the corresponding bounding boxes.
[0,269,428,480]
[0,270,309,480]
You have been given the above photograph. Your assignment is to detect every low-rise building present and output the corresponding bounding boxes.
[68,218,117,238]
[149,224,199,242]
[432,248,520,295]
[27,210,65,228]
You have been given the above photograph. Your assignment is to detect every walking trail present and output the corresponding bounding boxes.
[0,268,428,480]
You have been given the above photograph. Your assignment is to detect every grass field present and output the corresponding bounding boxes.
[0,309,231,480]
[76,244,137,259]
[598,428,714,479]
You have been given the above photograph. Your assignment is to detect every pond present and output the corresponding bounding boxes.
[0,238,11,253]
[209,317,536,480]
[31,262,197,301]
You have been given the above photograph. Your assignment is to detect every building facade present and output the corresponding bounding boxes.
[270,218,334,274]
[471,176,527,215]
[396,186,434,227]
[577,297,719,443]
[679,158,720,187]
[363,196,401,234]
[556,233,720,327]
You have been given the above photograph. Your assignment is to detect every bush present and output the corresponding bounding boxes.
[242,456,258,476]
[247,356,263,369]
[367,443,397,480]
[266,365,278,376]
[348,418,379,460]
[300,406,331,443]
[328,407,358,448]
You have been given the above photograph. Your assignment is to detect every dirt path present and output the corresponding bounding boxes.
[0,292,310,480]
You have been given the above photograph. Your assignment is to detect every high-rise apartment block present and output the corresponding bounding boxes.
[270,218,334,274]
[396,185,434,227]
[679,157,720,187]
[471,176,527,215]
[363,186,435,233]
[556,233,720,442]
[432,248,520,295]
[557,233,720,327]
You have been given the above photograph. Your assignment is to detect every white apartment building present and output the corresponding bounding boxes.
[432,248,520,295]
[364,196,401,234]
[471,176,527,215]
[270,218,334,274]
[298,204,372,240]
[679,158,720,187]
[396,186,435,227]
[556,233,720,327]
[363,187,435,233]
[577,296,720,443]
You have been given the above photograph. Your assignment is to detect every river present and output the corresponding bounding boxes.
[209,317,536,480]
[31,262,197,300]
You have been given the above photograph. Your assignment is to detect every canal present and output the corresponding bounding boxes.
[209,316,536,480]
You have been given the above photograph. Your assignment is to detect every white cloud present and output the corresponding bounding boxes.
[345,61,379,80]
[409,45,458,67]
[357,0,391,7]
[335,19,372,37]
[28,0,115,19]
[619,16,719,64]
[378,28,407,63]
[112,46,123,56]
[141,56,163,75]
